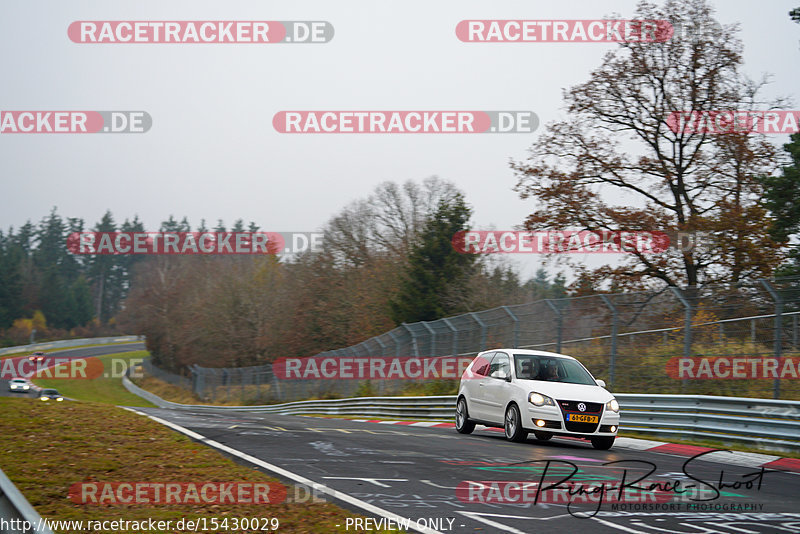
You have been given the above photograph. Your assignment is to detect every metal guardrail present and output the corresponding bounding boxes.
[122,374,800,453]
[618,394,800,452]
[0,336,141,356]
[0,467,54,534]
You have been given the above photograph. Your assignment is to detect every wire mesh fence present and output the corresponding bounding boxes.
[141,357,192,390]
[144,277,800,403]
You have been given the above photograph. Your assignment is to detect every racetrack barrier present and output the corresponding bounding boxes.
[121,374,800,453]
[0,466,54,534]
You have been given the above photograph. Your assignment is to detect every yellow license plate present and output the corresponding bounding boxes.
[567,414,598,423]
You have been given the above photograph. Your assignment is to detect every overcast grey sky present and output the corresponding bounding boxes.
[1,0,798,279]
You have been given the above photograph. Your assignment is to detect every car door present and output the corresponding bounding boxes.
[465,351,495,421]
[482,352,512,424]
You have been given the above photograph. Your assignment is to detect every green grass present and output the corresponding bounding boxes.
[0,398,398,533]
[32,351,155,407]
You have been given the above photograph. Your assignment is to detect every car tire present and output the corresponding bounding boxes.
[504,404,528,442]
[591,436,615,450]
[455,397,476,434]
[533,430,552,441]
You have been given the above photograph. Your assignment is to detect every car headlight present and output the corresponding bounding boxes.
[40,397,48,401]
[528,392,555,406]
[56,397,64,401]
[606,399,620,413]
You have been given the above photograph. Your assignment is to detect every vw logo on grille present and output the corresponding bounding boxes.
[577,403,586,412]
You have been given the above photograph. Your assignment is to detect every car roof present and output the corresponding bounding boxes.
[478,349,579,361]
[11,378,27,382]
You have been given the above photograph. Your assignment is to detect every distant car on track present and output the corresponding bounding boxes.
[8,378,31,392]
[38,388,63,401]
[28,351,46,363]
[455,349,620,450]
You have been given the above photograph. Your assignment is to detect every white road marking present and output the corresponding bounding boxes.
[695,450,779,468]
[614,438,667,450]
[322,477,408,487]
[591,517,651,533]
[122,408,442,534]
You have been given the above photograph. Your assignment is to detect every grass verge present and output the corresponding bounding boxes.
[0,397,399,533]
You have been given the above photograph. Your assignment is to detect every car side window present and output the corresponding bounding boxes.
[516,357,537,380]
[473,352,494,376]
[488,353,510,379]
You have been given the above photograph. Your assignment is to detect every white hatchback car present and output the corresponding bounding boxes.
[8,378,31,392]
[456,349,620,449]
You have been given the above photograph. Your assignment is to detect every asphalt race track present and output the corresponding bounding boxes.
[0,342,145,399]
[134,405,800,534]
[4,342,800,533]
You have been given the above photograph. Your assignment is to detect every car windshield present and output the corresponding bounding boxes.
[12,379,26,383]
[513,354,597,385]
[42,389,58,395]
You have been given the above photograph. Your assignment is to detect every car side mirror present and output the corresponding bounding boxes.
[596,379,606,388]
[491,370,508,380]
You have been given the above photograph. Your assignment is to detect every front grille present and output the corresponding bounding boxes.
[564,421,599,433]
[558,399,602,433]
[558,400,602,413]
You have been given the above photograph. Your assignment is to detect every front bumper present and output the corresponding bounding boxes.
[524,402,619,436]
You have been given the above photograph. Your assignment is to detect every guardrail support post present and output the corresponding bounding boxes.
[469,313,488,351]
[669,286,693,392]
[544,300,563,353]
[401,324,420,357]
[375,337,387,357]
[388,329,402,357]
[600,295,618,386]
[191,364,202,398]
[421,321,436,356]
[374,338,388,394]
[501,306,520,348]
[270,366,282,402]
[442,318,458,356]
[761,280,784,399]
